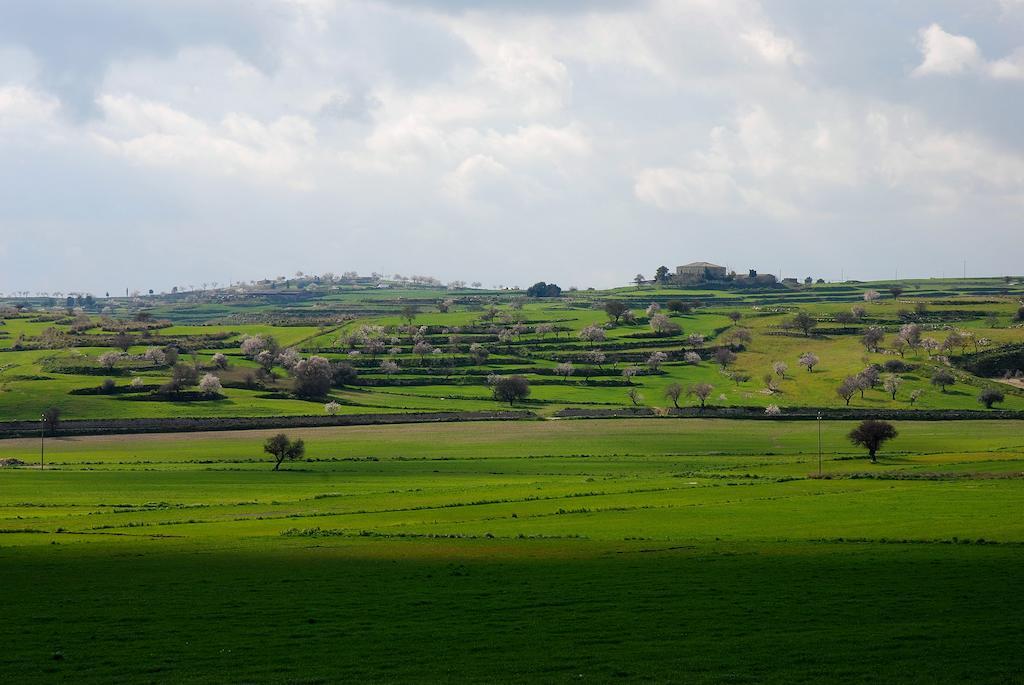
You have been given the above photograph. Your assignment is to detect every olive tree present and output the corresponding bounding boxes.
[930,369,955,393]
[491,375,530,406]
[264,433,306,471]
[978,388,1005,409]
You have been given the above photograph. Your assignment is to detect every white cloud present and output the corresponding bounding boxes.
[1,1,1024,293]
[635,97,1024,218]
[913,23,1024,80]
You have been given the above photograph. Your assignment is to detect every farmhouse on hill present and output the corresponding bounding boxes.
[676,261,727,280]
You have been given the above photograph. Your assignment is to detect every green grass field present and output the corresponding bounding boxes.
[2,419,1023,682]
[2,278,1023,422]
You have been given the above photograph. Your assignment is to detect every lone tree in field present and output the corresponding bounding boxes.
[847,420,898,463]
[787,311,817,336]
[401,304,418,325]
[491,375,530,406]
[604,300,629,324]
[633,274,645,289]
[798,352,819,373]
[264,433,306,471]
[930,368,955,393]
[688,382,714,409]
[978,388,1005,409]
[665,382,683,409]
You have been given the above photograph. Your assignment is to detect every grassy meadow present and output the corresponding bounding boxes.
[2,418,1023,682]
[1,278,1023,422]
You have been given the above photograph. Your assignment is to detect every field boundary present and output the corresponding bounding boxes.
[554,407,1024,421]
[0,410,537,439]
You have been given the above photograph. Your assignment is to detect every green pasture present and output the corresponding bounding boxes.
[1,418,1023,682]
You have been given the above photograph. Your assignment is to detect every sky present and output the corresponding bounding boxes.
[1,0,1023,294]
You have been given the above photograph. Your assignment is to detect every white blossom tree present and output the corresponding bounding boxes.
[199,373,223,396]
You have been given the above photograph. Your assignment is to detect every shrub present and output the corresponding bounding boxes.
[101,378,117,394]
[331,361,358,387]
[883,359,912,373]
[977,388,1005,409]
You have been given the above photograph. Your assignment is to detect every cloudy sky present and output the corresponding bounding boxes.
[1,0,1023,294]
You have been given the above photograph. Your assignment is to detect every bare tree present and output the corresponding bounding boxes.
[665,382,683,409]
[688,382,714,409]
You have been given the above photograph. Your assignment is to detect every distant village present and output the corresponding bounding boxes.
[644,261,827,289]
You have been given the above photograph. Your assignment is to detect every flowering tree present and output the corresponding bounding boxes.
[684,351,702,364]
[324,401,341,416]
[143,347,166,365]
[211,353,228,370]
[199,373,223,396]
[555,362,575,382]
[579,325,606,345]
[646,351,668,372]
[798,352,820,372]
[97,351,122,369]
[649,314,681,336]
[772,361,788,378]
[879,374,899,400]
[863,290,881,302]
[277,348,301,370]
[379,360,400,375]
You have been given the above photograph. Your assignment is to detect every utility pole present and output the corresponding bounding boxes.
[817,411,823,477]
[40,413,45,470]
